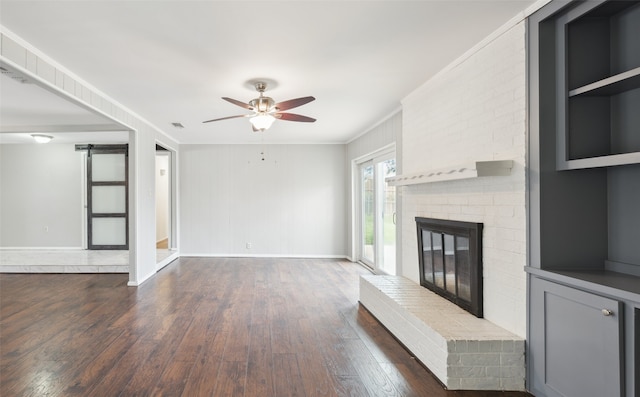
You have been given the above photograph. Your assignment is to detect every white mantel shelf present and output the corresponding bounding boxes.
[386,160,513,186]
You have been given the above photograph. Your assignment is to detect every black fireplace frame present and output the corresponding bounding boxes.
[416,217,483,317]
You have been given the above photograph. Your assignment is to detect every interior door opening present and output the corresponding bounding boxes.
[155,148,171,250]
[155,143,176,268]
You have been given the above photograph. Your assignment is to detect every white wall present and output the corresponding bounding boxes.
[400,21,527,337]
[180,144,346,257]
[0,143,83,248]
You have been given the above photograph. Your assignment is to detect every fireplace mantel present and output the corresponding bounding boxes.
[386,160,513,186]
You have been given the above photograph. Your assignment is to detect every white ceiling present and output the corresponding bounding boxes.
[0,0,537,145]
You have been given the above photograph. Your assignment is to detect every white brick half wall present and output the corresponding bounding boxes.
[400,20,527,338]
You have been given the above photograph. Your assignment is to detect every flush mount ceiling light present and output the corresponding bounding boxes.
[31,134,53,143]
[203,81,316,132]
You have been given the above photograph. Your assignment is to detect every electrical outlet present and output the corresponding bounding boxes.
[246,242,252,249]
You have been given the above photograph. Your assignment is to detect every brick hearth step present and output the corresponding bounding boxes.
[359,274,525,391]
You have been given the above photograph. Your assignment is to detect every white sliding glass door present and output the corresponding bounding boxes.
[357,150,396,275]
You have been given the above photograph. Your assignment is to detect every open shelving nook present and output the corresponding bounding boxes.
[557,0,640,170]
[532,0,640,284]
[527,1,640,396]
[545,0,640,279]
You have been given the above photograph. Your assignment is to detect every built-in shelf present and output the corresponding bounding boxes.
[526,266,640,303]
[559,152,640,170]
[386,160,513,186]
[569,67,640,97]
[558,0,640,171]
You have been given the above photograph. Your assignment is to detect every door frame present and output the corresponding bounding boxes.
[78,144,129,250]
[155,144,177,251]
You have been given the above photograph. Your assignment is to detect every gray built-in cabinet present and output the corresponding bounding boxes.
[527,1,640,396]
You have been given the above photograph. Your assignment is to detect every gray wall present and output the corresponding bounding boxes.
[608,165,640,267]
[179,144,347,257]
[0,143,83,248]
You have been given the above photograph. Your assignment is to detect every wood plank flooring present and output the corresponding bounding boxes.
[0,257,533,396]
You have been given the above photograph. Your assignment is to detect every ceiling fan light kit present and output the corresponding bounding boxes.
[250,114,276,131]
[203,81,316,132]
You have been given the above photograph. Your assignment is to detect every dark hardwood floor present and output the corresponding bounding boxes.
[1,257,533,396]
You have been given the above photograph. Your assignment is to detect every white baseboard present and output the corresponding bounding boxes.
[179,253,349,259]
[0,265,128,273]
[0,246,84,250]
[128,269,156,286]
[156,252,179,271]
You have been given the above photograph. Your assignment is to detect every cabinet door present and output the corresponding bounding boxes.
[530,277,623,397]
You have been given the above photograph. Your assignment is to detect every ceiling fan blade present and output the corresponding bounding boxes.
[275,112,316,123]
[202,114,250,123]
[222,97,254,110]
[274,96,315,111]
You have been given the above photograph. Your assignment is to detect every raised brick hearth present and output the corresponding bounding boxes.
[359,274,525,391]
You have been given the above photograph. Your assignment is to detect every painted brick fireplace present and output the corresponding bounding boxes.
[400,19,528,338]
[359,15,529,391]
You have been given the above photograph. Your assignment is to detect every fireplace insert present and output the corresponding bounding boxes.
[416,217,483,317]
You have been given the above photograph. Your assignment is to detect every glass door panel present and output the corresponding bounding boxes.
[444,233,456,294]
[91,153,126,181]
[379,158,396,275]
[422,230,434,283]
[92,218,127,246]
[433,233,444,288]
[456,236,471,301]
[91,186,126,213]
[361,163,375,265]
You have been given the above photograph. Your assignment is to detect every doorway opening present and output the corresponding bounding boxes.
[156,147,170,249]
[155,144,177,268]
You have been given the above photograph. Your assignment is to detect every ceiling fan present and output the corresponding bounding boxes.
[203,81,316,132]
